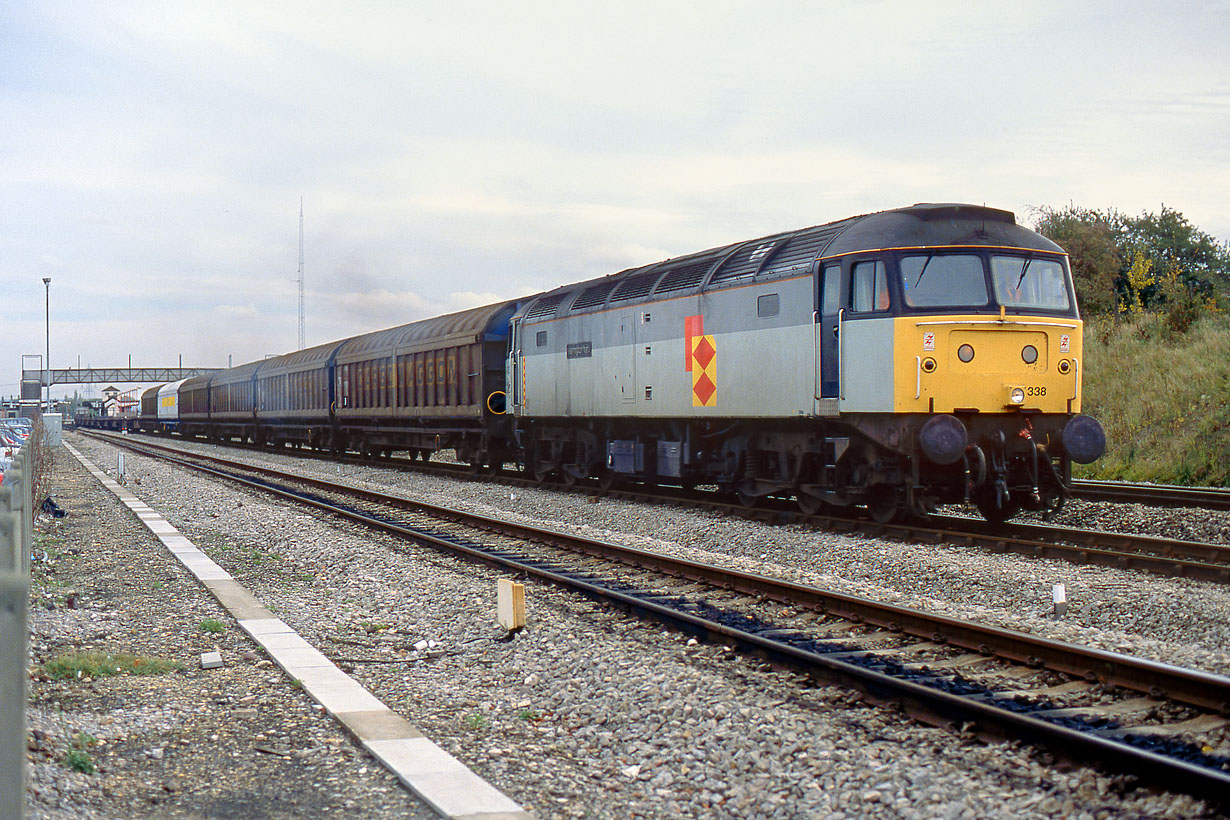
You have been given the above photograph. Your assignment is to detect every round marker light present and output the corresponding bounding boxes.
[921,357,937,373]
[1021,345,1038,364]
[957,344,975,363]
[1010,387,1026,404]
[1057,359,1071,374]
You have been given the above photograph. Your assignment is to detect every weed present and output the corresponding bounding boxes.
[43,651,183,680]
[199,618,225,634]
[64,732,98,774]
[64,747,95,774]
[462,713,487,730]
[515,708,542,722]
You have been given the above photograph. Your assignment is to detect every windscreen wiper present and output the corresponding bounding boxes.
[1014,257,1033,290]
[913,253,934,288]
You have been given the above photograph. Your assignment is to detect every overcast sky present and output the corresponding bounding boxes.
[3,0,1228,399]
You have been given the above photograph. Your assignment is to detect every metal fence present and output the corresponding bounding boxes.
[1,445,32,820]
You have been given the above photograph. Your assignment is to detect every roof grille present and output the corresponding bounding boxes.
[610,270,662,302]
[653,258,714,294]
[570,281,619,310]
[761,226,842,273]
[524,293,569,321]
[710,234,789,283]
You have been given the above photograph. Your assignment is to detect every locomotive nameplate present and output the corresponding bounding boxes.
[566,342,592,359]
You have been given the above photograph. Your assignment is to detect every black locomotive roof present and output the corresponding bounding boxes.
[824,203,1062,258]
[518,203,1065,322]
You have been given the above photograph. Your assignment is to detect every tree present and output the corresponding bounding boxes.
[1121,206,1230,304]
[1032,203,1230,318]
[1031,205,1121,315]
[1119,251,1154,315]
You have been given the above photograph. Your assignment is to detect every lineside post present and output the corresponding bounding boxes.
[0,446,32,820]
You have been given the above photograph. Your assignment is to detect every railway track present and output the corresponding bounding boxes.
[81,430,1230,803]
[1072,479,1230,511]
[83,430,1230,584]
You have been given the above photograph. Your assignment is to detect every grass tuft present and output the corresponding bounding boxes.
[64,732,98,774]
[43,651,183,680]
[199,618,225,634]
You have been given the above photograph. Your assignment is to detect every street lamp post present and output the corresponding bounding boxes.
[43,277,51,414]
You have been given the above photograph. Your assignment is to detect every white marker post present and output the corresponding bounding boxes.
[498,579,526,631]
[1052,583,1067,617]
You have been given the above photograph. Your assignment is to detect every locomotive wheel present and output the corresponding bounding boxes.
[561,470,580,487]
[796,492,825,516]
[736,490,759,508]
[976,491,1020,525]
[597,470,619,491]
[866,484,900,524]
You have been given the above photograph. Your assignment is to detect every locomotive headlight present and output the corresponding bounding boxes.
[1009,387,1026,404]
[957,344,975,363]
[1021,345,1038,364]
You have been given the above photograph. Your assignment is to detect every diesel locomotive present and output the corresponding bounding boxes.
[102,203,1105,523]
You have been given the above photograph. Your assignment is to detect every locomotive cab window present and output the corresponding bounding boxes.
[991,256,1071,310]
[821,263,841,316]
[899,253,989,308]
[536,330,548,347]
[851,260,889,312]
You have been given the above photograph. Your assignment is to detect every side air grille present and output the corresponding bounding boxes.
[524,293,569,321]
[761,227,842,274]
[570,281,619,310]
[653,258,715,294]
[610,271,662,302]
[710,234,791,283]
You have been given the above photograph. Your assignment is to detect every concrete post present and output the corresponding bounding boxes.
[1,446,31,820]
[0,573,28,820]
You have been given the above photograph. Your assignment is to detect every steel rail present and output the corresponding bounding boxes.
[82,429,1230,584]
[1073,479,1230,511]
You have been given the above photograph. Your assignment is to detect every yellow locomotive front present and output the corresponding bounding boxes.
[894,251,1083,415]
[885,247,1104,520]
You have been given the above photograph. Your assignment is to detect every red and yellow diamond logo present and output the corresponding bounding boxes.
[691,334,716,407]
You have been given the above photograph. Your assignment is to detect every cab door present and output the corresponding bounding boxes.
[818,262,842,398]
[508,318,523,413]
